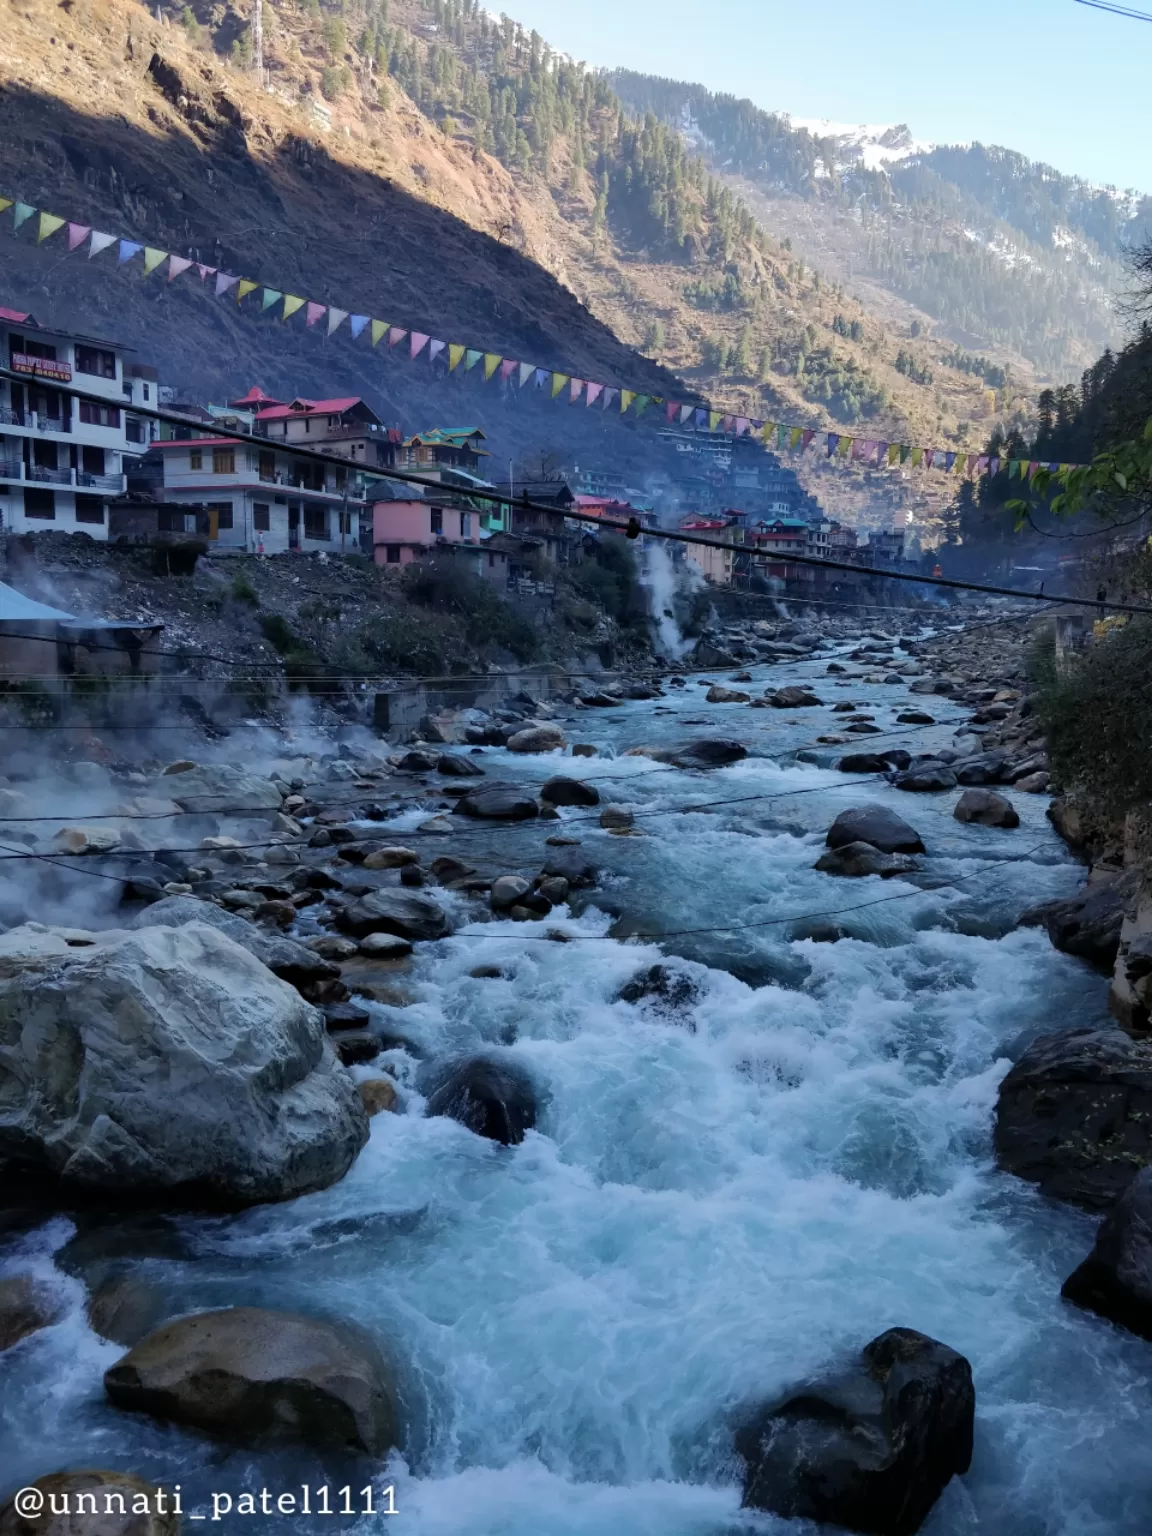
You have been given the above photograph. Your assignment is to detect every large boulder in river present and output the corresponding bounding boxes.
[736,1326,974,1535]
[103,1307,396,1455]
[706,685,750,703]
[953,788,1019,828]
[0,923,367,1205]
[891,762,958,792]
[815,842,921,879]
[540,775,600,807]
[506,724,566,753]
[673,739,748,768]
[826,806,925,855]
[995,1026,1152,1209]
[135,896,338,989]
[0,1471,179,1536]
[1019,872,1138,971]
[1062,1166,1152,1338]
[158,762,283,813]
[424,1057,537,1145]
[454,783,540,820]
[336,889,451,942]
[766,686,824,708]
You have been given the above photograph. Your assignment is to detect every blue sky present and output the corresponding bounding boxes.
[501,0,1149,193]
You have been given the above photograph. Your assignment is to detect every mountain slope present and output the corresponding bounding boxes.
[607,69,1145,379]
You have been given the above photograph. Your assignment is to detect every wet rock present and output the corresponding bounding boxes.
[162,764,283,814]
[358,1078,398,1116]
[87,1273,172,1347]
[491,875,532,910]
[736,1326,974,1535]
[766,687,824,708]
[540,776,600,807]
[54,826,122,855]
[330,1031,380,1066]
[400,864,425,888]
[337,890,451,942]
[572,743,598,758]
[424,1057,537,1145]
[706,685,751,703]
[0,1273,61,1352]
[580,691,619,707]
[103,1307,396,1455]
[0,922,367,1206]
[430,856,474,883]
[0,1471,179,1536]
[135,897,339,990]
[909,678,953,695]
[826,806,925,855]
[1023,874,1138,970]
[361,846,419,870]
[955,753,1010,786]
[307,936,359,961]
[1048,796,1089,848]
[815,842,921,878]
[542,847,598,888]
[600,806,635,830]
[891,762,958,792]
[455,784,540,820]
[618,964,701,1019]
[674,739,748,768]
[437,753,485,777]
[1016,771,1050,793]
[953,789,1020,828]
[1061,1165,1152,1337]
[995,1026,1152,1209]
[896,710,936,725]
[357,933,414,959]
[691,640,740,669]
[254,899,296,927]
[837,753,890,773]
[396,749,439,772]
[538,876,570,904]
[506,724,566,753]
[790,920,846,943]
[846,722,883,735]
[322,1001,371,1031]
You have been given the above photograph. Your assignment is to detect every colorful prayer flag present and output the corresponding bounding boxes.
[215,272,239,296]
[429,339,446,362]
[282,295,305,320]
[37,213,65,244]
[327,308,349,334]
[622,390,637,414]
[569,378,585,403]
[586,382,604,406]
[236,279,258,303]
[518,362,534,387]
[168,256,193,282]
[66,223,91,251]
[484,353,502,381]
[465,350,484,372]
[12,204,35,231]
[142,247,168,275]
[118,240,143,264]
[410,332,430,359]
[350,315,370,339]
[551,373,569,398]
[499,359,517,381]
[261,288,282,310]
[448,344,466,372]
[306,302,327,328]
[370,320,388,347]
[388,327,408,347]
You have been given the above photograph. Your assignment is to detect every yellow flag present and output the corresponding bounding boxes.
[761,422,775,444]
[709,411,723,431]
[371,319,388,347]
[0,199,11,215]
[448,344,466,371]
[37,213,65,244]
[790,427,803,450]
[236,279,258,303]
[621,389,636,413]
[838,436,852,458]
[551,373,570,398]
[281,295,305,321]
[888,443,901,466]
[911,447,924,468]
[142,247,168,274]
[484,353,501,381]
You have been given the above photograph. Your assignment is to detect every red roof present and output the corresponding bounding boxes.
[155,437,255,450]
[256,396,362,420]
[230,386,285,408]
[0,306,32,324]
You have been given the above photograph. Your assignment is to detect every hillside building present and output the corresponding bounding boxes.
[0,306,150,540]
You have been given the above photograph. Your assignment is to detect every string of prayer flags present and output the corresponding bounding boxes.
[282,295,305,321]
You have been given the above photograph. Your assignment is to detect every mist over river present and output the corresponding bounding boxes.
[3,635,1150,1536]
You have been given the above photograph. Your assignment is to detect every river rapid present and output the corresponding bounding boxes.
[3,636,1151,1536]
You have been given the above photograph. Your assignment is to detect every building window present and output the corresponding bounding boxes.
[304,504,328,541]
[82,446,105,475]
[23,487,55,519]
[258,450,275,482]
[188,449,203,471]
[327,415,340,427]
[430,507,442,534]
[460,512,471,537]
[125,417,144,444]
[207,500,234,532]
[75,346,116,379]
[78,400,121,428]
[385,544,401,563]
[338,510,352,534]
[75,495,105,524]
[16,338,57,362]
[212,449,235,475]
[253,502,271,532]
[142,384,150,401]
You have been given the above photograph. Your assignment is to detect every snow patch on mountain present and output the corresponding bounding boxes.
[789,118,936,172]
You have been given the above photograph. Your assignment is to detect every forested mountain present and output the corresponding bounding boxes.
[607,69,1149,377]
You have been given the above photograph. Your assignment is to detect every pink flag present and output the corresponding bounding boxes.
[305,302,326,328]
[167,256,193,282]
[801,430,816,451]
[722,416,735,433]
[570,378,585,404]
[736,417,750,436]
[194,264,217,281]
[666,401,679,423]
[410,332,430,359]
[586,383,604,407]
[388,327,407,348]
[66,223,91,252]
[499,359,517,381]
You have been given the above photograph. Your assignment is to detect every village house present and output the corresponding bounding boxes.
[371,481,492,568]
[0,577,162,677]
[239,389,404,473]
[0,306,149,539]
[391,427,488,478]
[681,516,739,585]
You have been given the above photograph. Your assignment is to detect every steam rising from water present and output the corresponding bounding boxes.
[642,543,693,660]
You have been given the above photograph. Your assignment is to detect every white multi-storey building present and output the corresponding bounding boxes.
[0,306,146,539]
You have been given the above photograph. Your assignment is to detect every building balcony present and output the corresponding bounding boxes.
[28,465,73,485]
[0,461,125,493]
[77,471,125,491]
[0,407,72,434]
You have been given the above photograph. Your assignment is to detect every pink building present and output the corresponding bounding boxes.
[372,496,481,567]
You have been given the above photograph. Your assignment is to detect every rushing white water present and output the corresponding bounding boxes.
[3,648,1151,1535]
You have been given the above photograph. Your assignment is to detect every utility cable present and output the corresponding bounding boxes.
[0,366,1146,618]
